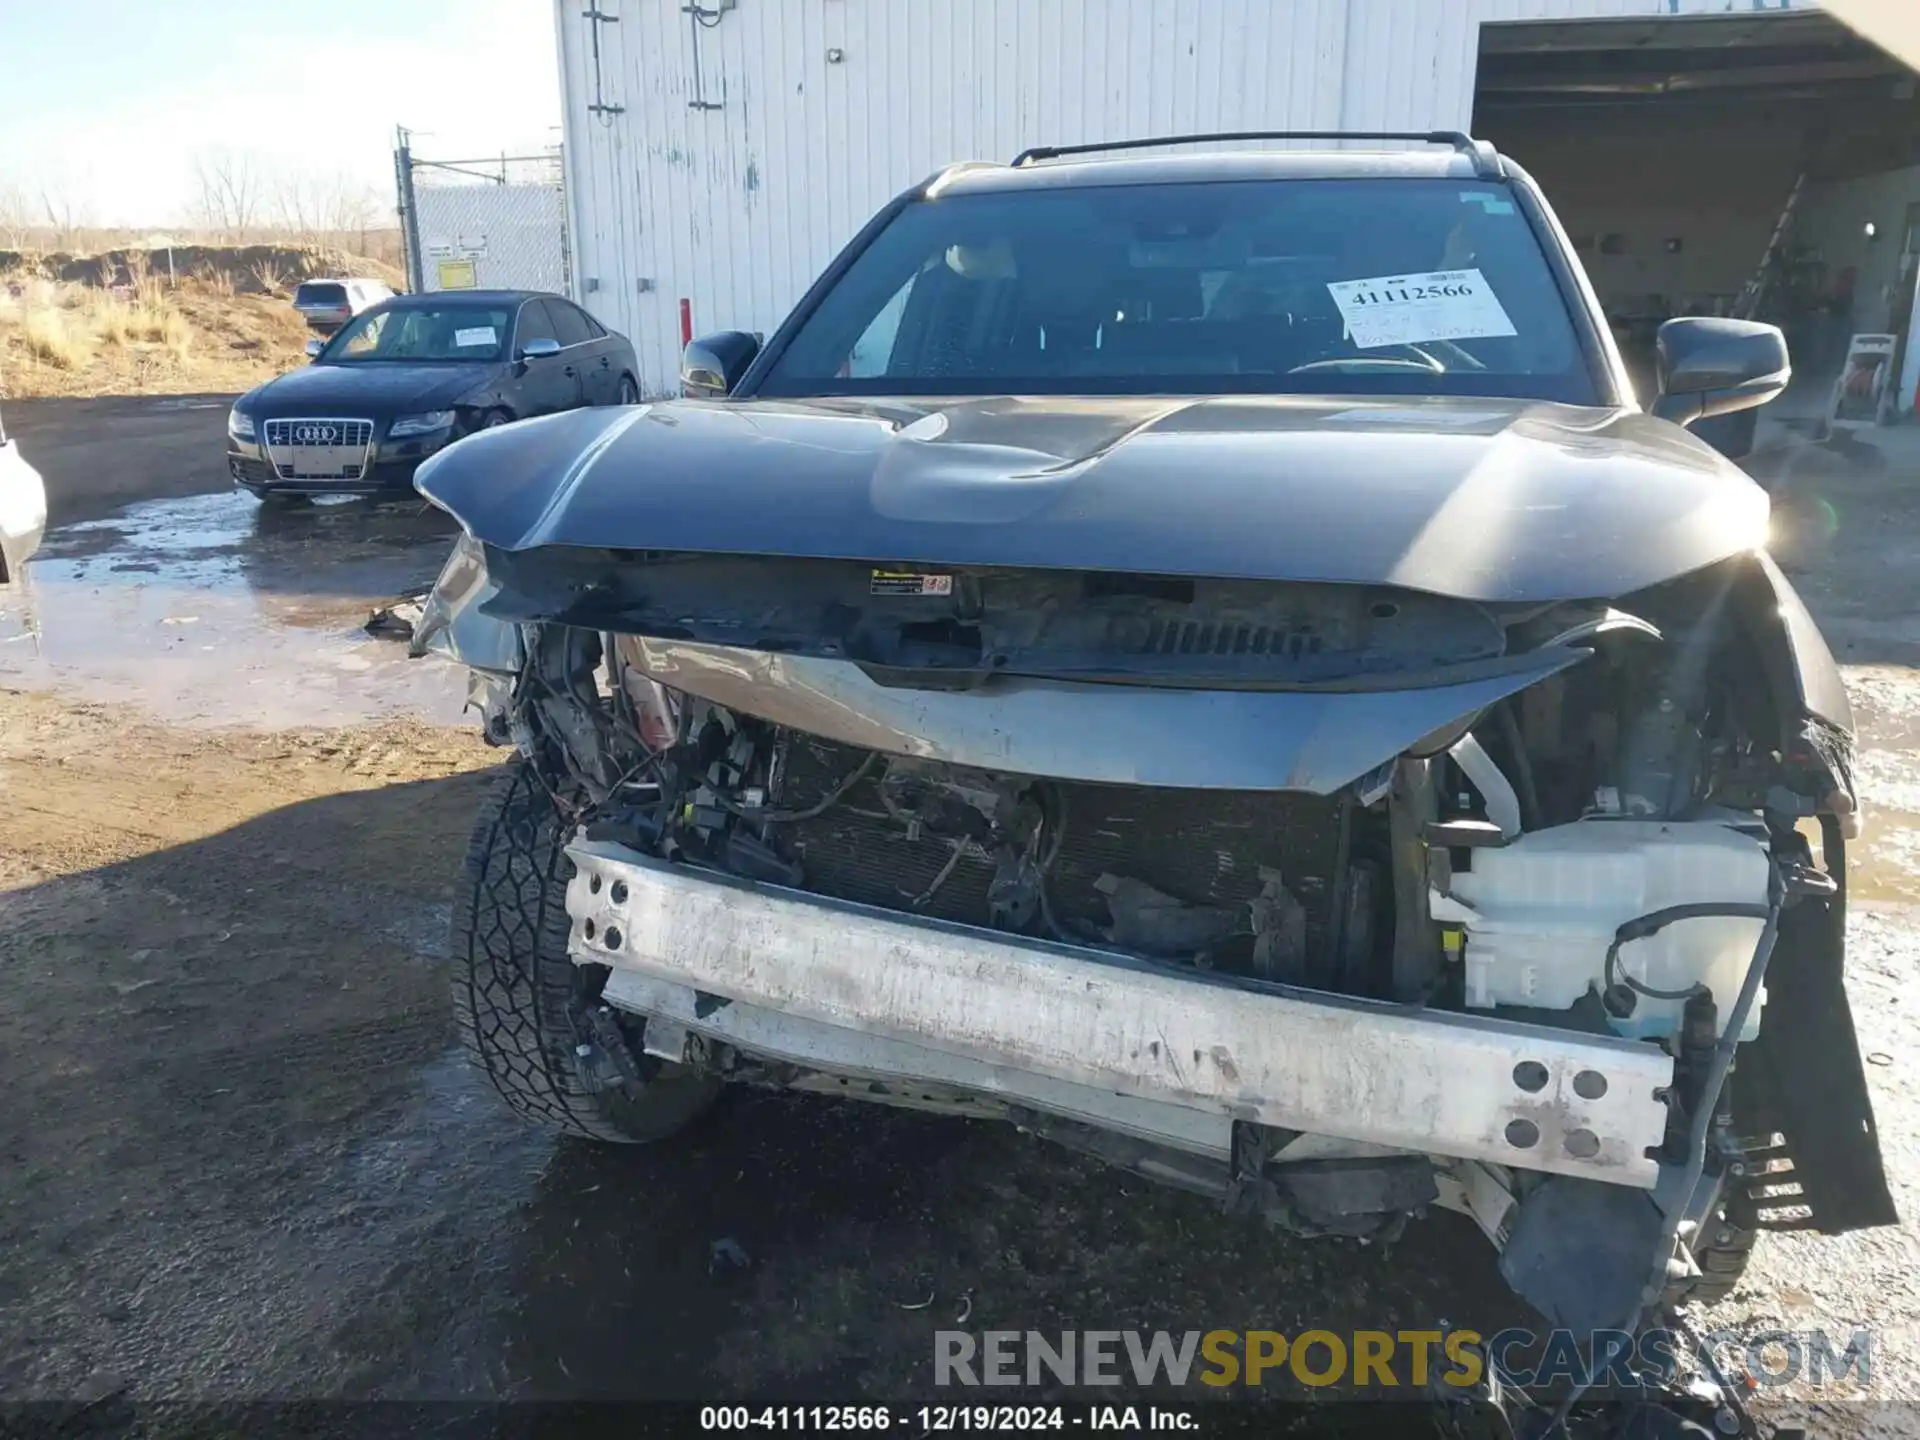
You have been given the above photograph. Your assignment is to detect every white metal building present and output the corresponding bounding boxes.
[554,0,1920,403]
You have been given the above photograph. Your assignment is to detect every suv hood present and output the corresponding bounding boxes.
[416,393,1766,604]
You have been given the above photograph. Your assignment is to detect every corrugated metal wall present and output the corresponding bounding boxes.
[556,0,1818,392]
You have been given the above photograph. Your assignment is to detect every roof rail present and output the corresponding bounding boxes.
[1009,130,1501,179]
[922,159,1005,198]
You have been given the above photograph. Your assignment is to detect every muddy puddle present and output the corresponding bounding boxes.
[0,489,469,728]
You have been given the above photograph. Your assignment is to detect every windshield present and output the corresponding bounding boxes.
[322,306,511,363]
[757,178,1597,403]
[294,283,347,307]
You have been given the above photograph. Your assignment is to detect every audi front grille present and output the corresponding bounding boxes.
[262,417,376,482]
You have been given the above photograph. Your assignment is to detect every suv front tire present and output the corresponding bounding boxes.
[451,763,719,1142]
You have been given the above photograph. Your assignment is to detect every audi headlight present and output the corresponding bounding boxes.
[227,407,255,441]
[389,410,456,438]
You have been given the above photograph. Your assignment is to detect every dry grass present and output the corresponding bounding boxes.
[97,294,193,353]
[193,262,237,299]
[1,268,309,398]
[248,256,287,296]
[19,308,84,369]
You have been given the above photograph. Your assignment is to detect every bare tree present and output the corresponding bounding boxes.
[0,181,30,249]
[273,169,385,245]
[318,174,383,237]
[38,184,90,249]
[271,173,316,239]
[191,149,264,241]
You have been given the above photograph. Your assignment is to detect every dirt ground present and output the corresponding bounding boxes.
[1,398,1918,1430]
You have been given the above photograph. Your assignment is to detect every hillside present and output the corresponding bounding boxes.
[0,246,403,400]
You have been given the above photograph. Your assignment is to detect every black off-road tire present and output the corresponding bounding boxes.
[451,761,719,1142]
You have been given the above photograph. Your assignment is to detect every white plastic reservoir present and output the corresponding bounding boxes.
[1446,819,1771,1040]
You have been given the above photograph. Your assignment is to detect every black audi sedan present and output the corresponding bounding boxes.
[227,290,639,503]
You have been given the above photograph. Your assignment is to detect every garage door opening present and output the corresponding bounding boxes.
[1474,9,1920,430]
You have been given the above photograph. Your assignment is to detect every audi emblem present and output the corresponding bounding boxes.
[293,424,339,444]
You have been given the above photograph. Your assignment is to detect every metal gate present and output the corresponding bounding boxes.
[393,129,568,295]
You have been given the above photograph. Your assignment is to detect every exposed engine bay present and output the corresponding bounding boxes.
[422,536,1889,1382]
[488,551,1847,1036]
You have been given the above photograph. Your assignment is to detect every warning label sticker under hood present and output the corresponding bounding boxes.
[870,569,953,597]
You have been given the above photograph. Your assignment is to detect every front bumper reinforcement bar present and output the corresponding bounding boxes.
[566,841,1672,1187]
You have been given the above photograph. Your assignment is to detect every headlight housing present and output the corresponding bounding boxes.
[389,410,457,438]
[227,407,255,441]
[410,531,522,672]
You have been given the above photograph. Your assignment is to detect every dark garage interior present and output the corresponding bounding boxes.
[1475,9,1920,429]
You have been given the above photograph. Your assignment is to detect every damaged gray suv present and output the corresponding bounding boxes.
[412,132,1893,1335]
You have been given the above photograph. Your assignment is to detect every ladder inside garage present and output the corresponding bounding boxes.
[1732,171,1806,322]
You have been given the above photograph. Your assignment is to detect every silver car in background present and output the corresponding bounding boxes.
[291,277,396,334]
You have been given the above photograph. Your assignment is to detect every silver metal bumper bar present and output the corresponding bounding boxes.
[604,970,1239,1159]
[566,841,1672,1187]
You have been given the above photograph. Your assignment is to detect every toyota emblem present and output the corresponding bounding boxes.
[294,424,339,444]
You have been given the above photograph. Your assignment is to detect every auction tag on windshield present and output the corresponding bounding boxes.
[1325,269,1516,350]
[870,568,953,597]
[453,326,497,348]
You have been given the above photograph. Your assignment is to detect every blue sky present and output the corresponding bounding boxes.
[1,0,560,226]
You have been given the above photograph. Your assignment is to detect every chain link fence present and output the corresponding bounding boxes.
[393,132,567,295]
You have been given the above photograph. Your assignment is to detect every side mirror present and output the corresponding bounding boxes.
[681,331,761,398]
[1651,318,1789,429]
[518,337,562,361]
[305,337,324,359]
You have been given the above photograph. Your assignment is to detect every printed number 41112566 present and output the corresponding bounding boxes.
[1348,283,1475,305]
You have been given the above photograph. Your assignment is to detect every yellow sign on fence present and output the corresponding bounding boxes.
[436,257,478,290]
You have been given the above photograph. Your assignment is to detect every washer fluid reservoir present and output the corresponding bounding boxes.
[1446,818,1771,1040]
